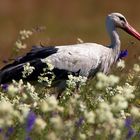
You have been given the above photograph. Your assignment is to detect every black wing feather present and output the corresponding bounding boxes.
[1,46,58,71]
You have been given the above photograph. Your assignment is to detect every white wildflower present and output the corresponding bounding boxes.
[111,94,128,111]
[26,82,35,93]
[38,59,55,86]
[120,110,127,119]
[96,102,114,123]
[96,109,114,123]
[114,129,121,140]
[8,85,18,95]
[78,76,87,85]
[57,106,64,112]
[97,96,104,102]
[79,102,87,112]
[20,82,39,101]
[117,59,125,69]
[67,75,77,88]
[41,58,54,71]
[12,79,24,88]
[67,75,87,89]
[96,72,119,89]
[116,86,123,94]
[87,129,94,137]
[84,111,95,124]
[35,117,46,131]
[33,102,38,107]
[99,102,111,111]
[108,75,119,86]
[116,119,124,128]
[50,116,63,130]
[38,75,55,87]
[79,133,86,140]
[133,64,140,72]
[64,120,74,133]
[0,101,13,113]
[22,63,35,78]
[40,96,59,112]
[96,81,104,89]
[130,106,140,118]
[0,101,17,127]
[18,104,30,119]
[46,96,58,108]
[40,100,49,112]
[97,72,108,82]
[19,30,33,40]
[15,40,27,49]
[47,132,58,140]
[123,83,135,99]
[67,105,74,115]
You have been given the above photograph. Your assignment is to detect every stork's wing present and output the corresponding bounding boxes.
[47,45,102,77]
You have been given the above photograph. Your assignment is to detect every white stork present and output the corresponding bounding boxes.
[0,13,140,84]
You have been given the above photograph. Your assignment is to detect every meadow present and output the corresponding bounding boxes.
[0,29,139,140]
[0,1,140,140]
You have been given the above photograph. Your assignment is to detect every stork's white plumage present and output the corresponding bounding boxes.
[0,13,140,83]
[47,43,111,76]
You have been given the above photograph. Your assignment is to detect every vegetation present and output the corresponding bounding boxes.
[0,29,140,140]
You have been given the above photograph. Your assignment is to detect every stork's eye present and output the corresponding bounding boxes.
[118,16,126,22]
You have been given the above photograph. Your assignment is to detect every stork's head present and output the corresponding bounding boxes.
[106,13,140,40]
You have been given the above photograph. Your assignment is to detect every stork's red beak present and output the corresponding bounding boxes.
[123,23,140,40]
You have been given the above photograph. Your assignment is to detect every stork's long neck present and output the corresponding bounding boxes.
[110,30,121,60]
[106,20,121,61]
[110,30,120,49]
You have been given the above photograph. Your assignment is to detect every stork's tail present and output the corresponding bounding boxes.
[0,63,24,84]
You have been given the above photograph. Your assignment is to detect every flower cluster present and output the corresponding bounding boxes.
[22,63,35,78]
[117,59,125,69]
[96,72,119,89]
[38,58,55,87]
[15,40,27,50]
[14,29,33,53]
[19,30,33,40]
[67,74,87,89]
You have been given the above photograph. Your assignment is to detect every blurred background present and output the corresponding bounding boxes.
[0,0,140,67]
